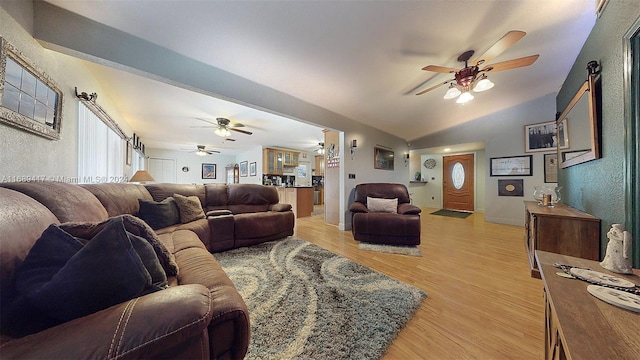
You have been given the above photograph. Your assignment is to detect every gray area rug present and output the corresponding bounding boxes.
[358,242,423,257]
[214,237,426,359]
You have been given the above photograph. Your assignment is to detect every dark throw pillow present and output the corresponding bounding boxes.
[137,197,180,230]
[173,193,206,223]
[6,217,167,337]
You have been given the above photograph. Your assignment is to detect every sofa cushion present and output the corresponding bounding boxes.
[138,197,181,230]
[367,197,398,213]
[7,217,167,336]
[174,194,206,223]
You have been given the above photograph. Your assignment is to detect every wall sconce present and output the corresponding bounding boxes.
[350,139,357,160]
[404,153,410,167]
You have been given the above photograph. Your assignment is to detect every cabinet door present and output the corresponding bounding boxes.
[267,149,276,173]
[284,152,292,165]
[292,152,299,166]
[276,151,284,174]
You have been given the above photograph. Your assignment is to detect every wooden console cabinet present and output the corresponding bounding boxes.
[536,251,640,360]
[524,201,600,278]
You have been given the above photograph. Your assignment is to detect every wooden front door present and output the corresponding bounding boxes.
[443,154,474,211]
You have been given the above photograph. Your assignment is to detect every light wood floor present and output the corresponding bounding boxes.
[293,208,544,359]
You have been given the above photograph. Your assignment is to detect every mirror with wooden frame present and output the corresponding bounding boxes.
[557,62,601,169]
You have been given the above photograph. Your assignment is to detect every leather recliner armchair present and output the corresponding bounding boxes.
[349,183,421,245]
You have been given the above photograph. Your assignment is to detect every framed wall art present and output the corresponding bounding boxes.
[0,37,64,140]
[239,161,248,177]
[249,161,256,176]
[544,153,558,183]
[374,147,394,170]
[498,179,524,197]
[490,155,533,176]
[524,119,569,153]
[202,163,216,179]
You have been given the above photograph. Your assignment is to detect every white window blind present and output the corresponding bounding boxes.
[77,103,125,183]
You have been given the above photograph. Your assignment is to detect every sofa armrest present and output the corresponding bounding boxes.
[206,209,232,217]
[349,202,369,213]
[0,284,213,359]
[398,203,422,215]
[269,203,292,212]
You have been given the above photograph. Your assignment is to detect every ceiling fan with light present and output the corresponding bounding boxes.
[416,30,539,104]
[183,145,220,156]
[192,117,253,137]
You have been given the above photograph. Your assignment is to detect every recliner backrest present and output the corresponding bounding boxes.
[354,183,411,205]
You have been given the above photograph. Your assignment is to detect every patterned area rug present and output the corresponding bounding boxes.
[430,209,473,219]
[358,242,423,257]
[214,237,426,360]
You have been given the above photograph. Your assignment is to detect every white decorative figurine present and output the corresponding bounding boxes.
[600,224,633,274]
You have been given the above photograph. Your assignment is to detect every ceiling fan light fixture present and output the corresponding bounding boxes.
[456,91,474,104]
[215,127,231,137]
[443,84,462,99]
[196,150,207,156]
[473,76,494,92]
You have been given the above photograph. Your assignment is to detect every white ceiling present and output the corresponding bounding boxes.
[44,0,597,155]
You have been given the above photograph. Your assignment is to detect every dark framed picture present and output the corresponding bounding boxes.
[544,153,558,183]
[374,147,394,170]
[202,163,216,179]
[498,179,524,197]
[239,161,248,177]
[490,155,533,176]
[524,119,569,153]
[249,161,257,176]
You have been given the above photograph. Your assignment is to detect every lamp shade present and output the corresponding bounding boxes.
[129,170,155,183]
[215,127,231,137]
[443,85,461,99]
[473,77,494,92]
[456,91,474,104]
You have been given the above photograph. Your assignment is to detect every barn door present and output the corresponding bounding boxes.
[442,154,474,211]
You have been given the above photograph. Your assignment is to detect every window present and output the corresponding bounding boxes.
[77,102,125,183]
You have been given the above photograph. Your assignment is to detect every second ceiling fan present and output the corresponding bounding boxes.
[416,30,539,104]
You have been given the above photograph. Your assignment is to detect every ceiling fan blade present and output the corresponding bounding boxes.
[230,123,245,128]
[225,138,237,142]
[422,65,457,73]
[207,150,221,154]
[190,125,214,128]
[415,79,454,96]
[473,30,526,66]
[230,128,253,135]
[195,117,217,125]
[483,54,539,72]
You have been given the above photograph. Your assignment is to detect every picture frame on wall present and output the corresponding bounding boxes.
[524,119,569,153]
[202,163,216,179]
[239,161,248,177]
[0,38,64,140]
[374,147,394,170]
[249,162,256,176]
[544,153,558,183]
[498,179,524,196]
[490,155,533,176]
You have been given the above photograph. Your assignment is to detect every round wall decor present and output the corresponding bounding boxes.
[423,158,436,169]
[182,166,190,172]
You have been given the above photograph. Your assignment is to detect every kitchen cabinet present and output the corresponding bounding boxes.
[314,155,325,176]
[263,148,298,174]
[263,148,284,175]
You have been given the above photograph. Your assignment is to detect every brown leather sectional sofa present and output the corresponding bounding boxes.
[0,181,295,359]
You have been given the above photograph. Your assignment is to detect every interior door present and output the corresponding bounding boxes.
[442,154,474,211]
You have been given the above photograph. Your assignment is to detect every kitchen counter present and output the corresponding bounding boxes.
[273,186,313,218]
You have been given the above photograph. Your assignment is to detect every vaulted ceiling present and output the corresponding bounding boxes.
[41,0,597,154]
